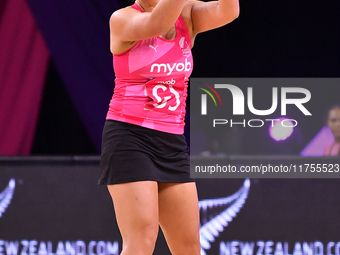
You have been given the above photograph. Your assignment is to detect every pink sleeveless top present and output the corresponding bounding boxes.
[106,3,193,134]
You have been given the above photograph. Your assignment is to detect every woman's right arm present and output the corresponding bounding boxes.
[110,0,186,53]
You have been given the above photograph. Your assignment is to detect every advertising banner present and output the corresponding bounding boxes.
[1,157,340,255]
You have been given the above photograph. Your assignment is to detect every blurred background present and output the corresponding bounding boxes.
[0,0,339,156]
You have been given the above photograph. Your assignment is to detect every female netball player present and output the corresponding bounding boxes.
[98,0,239,253]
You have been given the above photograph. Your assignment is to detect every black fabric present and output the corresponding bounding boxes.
[98,120,193,184]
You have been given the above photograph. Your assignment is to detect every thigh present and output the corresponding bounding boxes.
[158,182,201,255]
[107,181,159,243]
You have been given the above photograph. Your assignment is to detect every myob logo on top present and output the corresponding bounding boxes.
[150,58,192,76]
[190,78,315,128]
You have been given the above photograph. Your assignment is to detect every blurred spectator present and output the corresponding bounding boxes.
[324,105,340,156]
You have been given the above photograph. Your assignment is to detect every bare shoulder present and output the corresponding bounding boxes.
[109,6,140,54]
[109,6,138,31]
[110,6,137,18]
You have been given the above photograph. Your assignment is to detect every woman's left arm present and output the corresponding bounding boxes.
[186,0,239,36]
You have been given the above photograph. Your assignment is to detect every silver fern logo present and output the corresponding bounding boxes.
[0,179,16,218]
[199,179,250,255]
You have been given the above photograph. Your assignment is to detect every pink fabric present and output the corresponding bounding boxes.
[324,142,340,156]
[106,3,193,134]
[0,0,49,155]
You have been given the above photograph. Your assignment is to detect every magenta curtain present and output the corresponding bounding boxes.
[0,0,49,155]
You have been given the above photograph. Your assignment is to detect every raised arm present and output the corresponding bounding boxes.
[109,0,186,53]
[187,0,239,36]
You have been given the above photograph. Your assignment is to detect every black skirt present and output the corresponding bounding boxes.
[98,120,193,185]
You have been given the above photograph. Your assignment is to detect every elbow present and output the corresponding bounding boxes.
[219,2,240,24]
[228,0,240,21]
[232,4,240,20]
[235,6,240,19]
